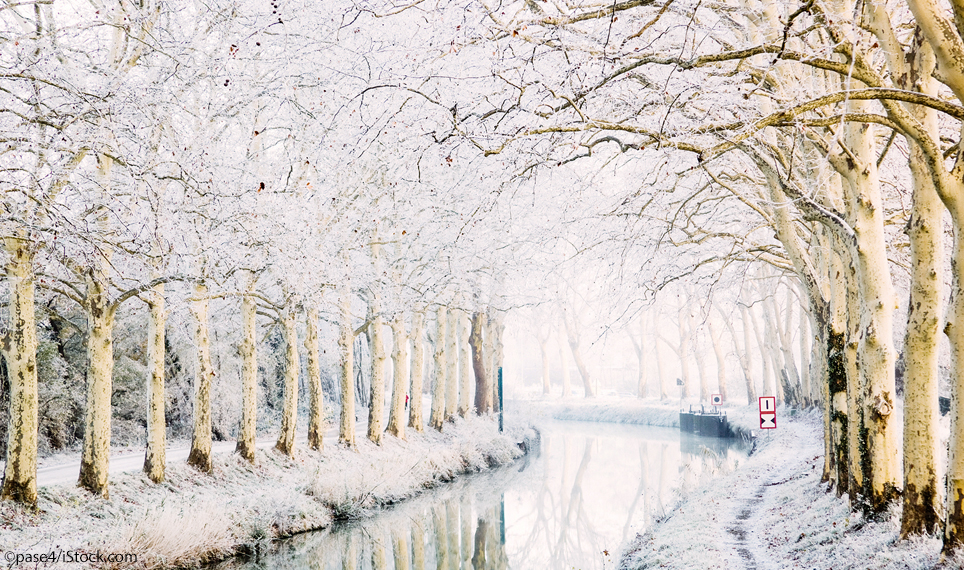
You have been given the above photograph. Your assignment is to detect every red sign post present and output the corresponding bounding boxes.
[759,396,776,429]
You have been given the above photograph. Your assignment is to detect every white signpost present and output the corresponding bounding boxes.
[759,396,777,429]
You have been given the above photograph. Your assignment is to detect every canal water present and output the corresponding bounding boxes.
[215,420,749,570]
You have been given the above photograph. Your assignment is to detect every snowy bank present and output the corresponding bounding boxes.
[618,410,964,570]
[0,416,532,570]
[511,397,768,439]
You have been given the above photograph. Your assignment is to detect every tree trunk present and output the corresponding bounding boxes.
[430,306,446,430]
[392,527,411,570]
[143,281,166,482]
[557,331,572,399]
[458,310,473,416]
[368,309,387,444]
[445,308,459,420]
[0,241,39,504]
[797,293,813,406]
[306,306,324,450]
[827,240,850,496]
[491,311,506,411]
[237,275,258,461]
[737,306,757,404]
[338,277,356,447]
[708,319,727,401]
[776,295,802,405]
[409,310,426,432]
[472,312,490,413]
[677,311,692,399]
[412,517,426,568]
[845,256,864,504]
[561,306,593,397]
[79,257,116,496]
[842,108,901,518]
[275,305,299,456]
[748,303,775,398]
[629,315,646,398]
[762,299,787,404]
[655,336,670,400]
[945,220,964,550]
[187,282,215,472]
[539,332,551,396]
[387,313,408,438]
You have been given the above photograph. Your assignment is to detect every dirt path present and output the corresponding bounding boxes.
[723,483,766,570]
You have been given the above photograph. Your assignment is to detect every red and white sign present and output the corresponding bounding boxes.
[759,396,777,429]
[711,394,723,406]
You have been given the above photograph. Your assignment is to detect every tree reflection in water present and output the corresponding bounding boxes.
[211,422,747,570]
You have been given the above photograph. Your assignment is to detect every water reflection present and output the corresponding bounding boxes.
[213,421,747,570]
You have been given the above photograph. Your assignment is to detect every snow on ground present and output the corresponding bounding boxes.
[512,396,963,569]
[616,408,964,570]
[0,416,532,570]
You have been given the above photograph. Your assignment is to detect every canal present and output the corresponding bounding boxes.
[214,419,749,570]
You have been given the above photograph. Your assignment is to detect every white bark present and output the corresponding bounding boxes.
[561,305,593,397]
[387,312,408,439]
[408,310,426,431]
[237,274,258,461]
[458,310,473,416]
[143,281,166,482]
[557,331,572,399]
[444,308,459,419]
[79,154,116,496]
[338,277,356,447]
[0,241,39,504]
[471,312,490,413]
[368,310,387,444]
[306,307,324,450]
[677,311,692,399]
[275,305,299,456]
[430,306,446,430]
[539,331,551,396]
[839,102,902,515]
[655,336,670,400]
[187,282,215,472]
[708,319,727,402]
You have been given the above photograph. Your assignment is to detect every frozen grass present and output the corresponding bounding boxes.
[0,415,529,570]
[618,410,964,570]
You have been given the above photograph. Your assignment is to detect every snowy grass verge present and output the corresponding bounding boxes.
[618,410,964,570]
[0,415,531,569]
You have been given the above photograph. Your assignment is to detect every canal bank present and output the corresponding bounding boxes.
[618,410,964,570]
[0,416,531,570]
[211,417,751,569]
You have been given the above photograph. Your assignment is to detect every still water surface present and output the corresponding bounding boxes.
[218,420,748,570]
